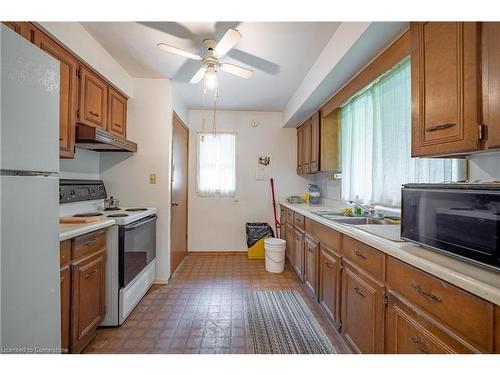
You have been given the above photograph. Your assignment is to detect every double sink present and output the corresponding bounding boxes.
[314,210,393,226]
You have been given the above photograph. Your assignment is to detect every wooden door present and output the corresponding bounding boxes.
[341,259,385,353]
[285,222,295,264]
[385,291,480,353]
[304,234,319,298]
[71,251,105,353]
[481,22,500,150]
[33,29,79,158]
[310,112,320,173]
[319,244,341,329]
[293,228,305,281]
[303,119,312,173]
[107,87,127,138]
[411,22,480,157]
[296,126,304,174]
[79,66,108,130]
[170,112,189,275]
[60,266,71,354]
[2,21,33,41]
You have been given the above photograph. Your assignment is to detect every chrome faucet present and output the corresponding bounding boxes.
[349,200,381,218]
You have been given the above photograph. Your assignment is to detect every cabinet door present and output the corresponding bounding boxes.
[297,126,304,174]
[303,119,312,174]
[279,206,286,241]
[2,21,33,41]
[33,29,79,158]
[319,244,341,329]
[310,112,320,173]
[341,259,385,353]
[385,292,480,353]
[411,22,480,157]
[495,305,500,354]
[79,66,108,130]
[293,228,305,281]
[71,251,106,353]
[285,223,295,263]
[107,86,127,138]
[60,266,71,354]
[304,234,319,298]
[481,22,500,150]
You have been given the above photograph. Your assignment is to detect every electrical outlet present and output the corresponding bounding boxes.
[149,173,156,184]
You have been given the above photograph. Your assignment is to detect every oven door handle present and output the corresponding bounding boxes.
[123,215,157,231]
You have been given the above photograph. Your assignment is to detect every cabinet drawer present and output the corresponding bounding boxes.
[60,240,72,267]
[386,257,494,352]
[72,229,106,260]
[305,218,341,250]
[286,209,295,223]
[294,213,305,229]
[342,236,384,281]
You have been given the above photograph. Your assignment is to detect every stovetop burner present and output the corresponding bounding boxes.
[73,212,103,217]
[125,208,148,212]
[107,213,129,218]
[104,207,121,211]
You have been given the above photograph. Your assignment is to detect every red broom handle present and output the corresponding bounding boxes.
[270,178,280,238]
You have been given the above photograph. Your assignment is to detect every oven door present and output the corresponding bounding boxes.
[119,215,157,288]
[401,187,500,270]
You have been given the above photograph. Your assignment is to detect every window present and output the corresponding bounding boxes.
[341,58,466,207]
[196,132,236,197]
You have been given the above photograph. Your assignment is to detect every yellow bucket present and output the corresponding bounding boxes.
[247,236,268,259]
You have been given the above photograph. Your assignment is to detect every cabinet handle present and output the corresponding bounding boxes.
[425,123,456,132]
[60,276,64,283]
[113,122,122,128]
[353,250,367,260]
[410,283,442,303]
[410,336,430,354]
[85,270,98,279]
[325,261,333,269]
[89,111,100,117]
[354,286,365,298]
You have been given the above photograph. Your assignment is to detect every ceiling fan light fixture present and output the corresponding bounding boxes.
[204,66,218,90]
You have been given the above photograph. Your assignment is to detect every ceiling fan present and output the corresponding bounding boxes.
[157,28,254,89]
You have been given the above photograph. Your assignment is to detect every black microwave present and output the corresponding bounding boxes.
[401,183,500,271]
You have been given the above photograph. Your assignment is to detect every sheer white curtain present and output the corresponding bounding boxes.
[341,58,466,207]
[197,133,236,197]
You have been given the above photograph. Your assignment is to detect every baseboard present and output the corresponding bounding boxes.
[188,250,247,255]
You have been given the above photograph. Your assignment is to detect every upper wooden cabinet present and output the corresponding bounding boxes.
[3,21,33,41]
[481,22,500,150]
[411,22,481,157]
[297,110,340,175]
[79,66,108,130]
[33,28,79,158]
[108,87,127,138]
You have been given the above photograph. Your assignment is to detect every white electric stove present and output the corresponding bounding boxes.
[60,179,157,326]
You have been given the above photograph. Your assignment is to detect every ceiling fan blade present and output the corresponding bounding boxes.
[190,67,206,83]
[213,29,241,57]
[157,43,202,60]
[220,63,254,79]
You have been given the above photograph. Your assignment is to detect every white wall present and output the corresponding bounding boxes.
[187,110,313,252]
[469,151,500,181]
[60,148,100,180]
[100,79,173,282]
[38,22,133,97]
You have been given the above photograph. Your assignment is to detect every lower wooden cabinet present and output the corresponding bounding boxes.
[71,250,106,353]
[304,233,319,298]
[341,259,385,353]
[319,244,341,328]
[293,228,305,281]
[495,305,500,353]
[385,292,480,353]
[285,222,295,263]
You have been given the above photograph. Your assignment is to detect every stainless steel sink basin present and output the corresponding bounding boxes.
[332,217,389,225]
[313,211,346,220]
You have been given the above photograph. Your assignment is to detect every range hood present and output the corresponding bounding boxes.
[75,125,137,152]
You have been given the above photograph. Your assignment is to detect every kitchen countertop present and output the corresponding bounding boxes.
[59,218,115,241]
[281,200,500,306]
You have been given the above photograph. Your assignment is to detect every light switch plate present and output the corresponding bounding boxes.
[149,173,157,184]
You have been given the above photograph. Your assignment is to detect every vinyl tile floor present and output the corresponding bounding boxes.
[83,253,350,354]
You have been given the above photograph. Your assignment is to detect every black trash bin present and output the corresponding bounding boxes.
[246,223,274,259]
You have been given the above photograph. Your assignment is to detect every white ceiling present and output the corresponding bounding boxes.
[81,22,340,111]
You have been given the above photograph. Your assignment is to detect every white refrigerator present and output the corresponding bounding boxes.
[1,25,61,352]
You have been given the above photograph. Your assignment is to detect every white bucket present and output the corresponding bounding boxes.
[264,238,286,273]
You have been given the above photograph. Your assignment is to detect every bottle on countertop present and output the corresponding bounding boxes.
[308,184,321,204]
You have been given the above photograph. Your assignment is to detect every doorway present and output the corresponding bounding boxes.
[170,111,189,275]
